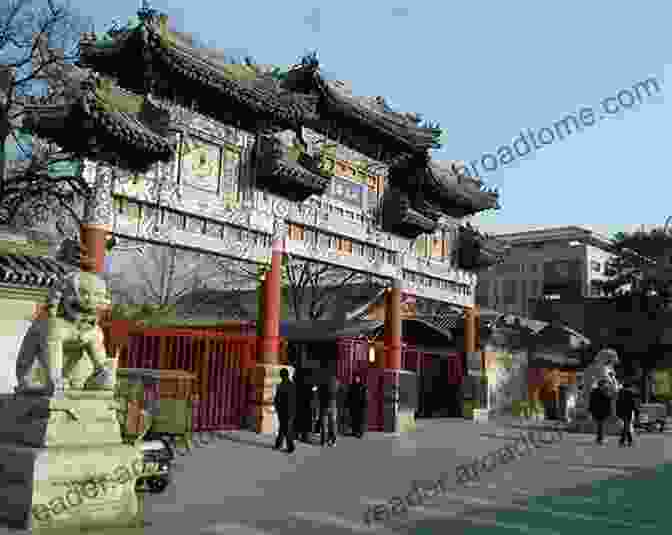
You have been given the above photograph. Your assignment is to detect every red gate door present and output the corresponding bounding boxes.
[124,329,255,432]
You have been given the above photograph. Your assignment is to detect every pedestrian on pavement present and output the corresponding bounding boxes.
[616,379,640,447]
[589,379,613,445]
[347,373,368,438]
[294,368,312,443]
[273,368,296,454]
[319,376,338,447]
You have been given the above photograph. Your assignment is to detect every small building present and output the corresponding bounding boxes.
[477,226,616,317]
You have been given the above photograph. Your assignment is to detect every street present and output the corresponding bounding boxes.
[134,419,672,534]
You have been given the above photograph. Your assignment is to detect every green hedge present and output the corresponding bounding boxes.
[512,400,545,418]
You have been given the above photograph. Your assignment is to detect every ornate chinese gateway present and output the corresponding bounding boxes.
[18,7,505,311]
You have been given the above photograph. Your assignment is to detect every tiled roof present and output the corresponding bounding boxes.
[79,15,319,133]
[22,74,175,172]
[0,254,71,288]
[255,135,332,201]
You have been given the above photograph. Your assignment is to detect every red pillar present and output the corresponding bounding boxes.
[261,240,282,364]
[80,225,107,273]
[255,239,285,433]
[381,279,403,433]
[385,279,402,370]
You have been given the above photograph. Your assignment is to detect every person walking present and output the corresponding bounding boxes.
[319,376,338,447]
[347,373,368,438]
[273,368,296,454]
[589,379,613,445]
[616,379,639,447]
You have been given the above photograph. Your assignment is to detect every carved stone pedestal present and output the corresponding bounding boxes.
[0,391,145,533]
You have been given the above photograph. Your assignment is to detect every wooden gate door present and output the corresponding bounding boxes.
[124,328,256,432]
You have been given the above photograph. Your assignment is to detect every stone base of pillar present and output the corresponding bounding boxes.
[381,369,400,434]
[254,363,294,435]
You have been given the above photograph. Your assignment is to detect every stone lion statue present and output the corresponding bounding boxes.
[15,270,115,397]
[578,348,621,406]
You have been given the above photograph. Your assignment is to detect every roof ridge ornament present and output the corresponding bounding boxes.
[138,0,158,20]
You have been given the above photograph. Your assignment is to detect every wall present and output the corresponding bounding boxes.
[585,245,614,296]
[0,287,46,393]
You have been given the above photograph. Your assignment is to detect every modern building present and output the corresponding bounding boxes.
[476,226,615,316]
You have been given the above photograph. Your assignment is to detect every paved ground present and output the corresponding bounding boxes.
[2,418,671,534]
[137,418,672,534]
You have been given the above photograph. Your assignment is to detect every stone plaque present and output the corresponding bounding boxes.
[177,134,221,193]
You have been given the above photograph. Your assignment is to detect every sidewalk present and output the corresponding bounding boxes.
[139,418,549,532]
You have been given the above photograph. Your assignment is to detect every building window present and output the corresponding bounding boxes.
[288,223,305,241]
[367,175,384,194]
[304,229,316,246]
[520,264,525,273]
[353,242,364,256]
[336,237,353,255]
[319,232,331,249]
[591,260,601,273]
[431,238,443,258]
[590,281,602,297]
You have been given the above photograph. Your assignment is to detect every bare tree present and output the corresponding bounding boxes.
[284,257,384,320]
[106,241,238,308]
[209,253,385,321]
[0,0,93,236]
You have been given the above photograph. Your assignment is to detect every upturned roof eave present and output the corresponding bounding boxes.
[22,78,176,170]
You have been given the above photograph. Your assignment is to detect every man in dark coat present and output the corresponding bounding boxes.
[273,368,296,453]
[347,373,368,438]
[589,379,613,445]
[293,368,312,443]
[616,380,639,447]
[319,376,338,447]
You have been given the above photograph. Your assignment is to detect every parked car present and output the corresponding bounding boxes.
[635,403,667,433]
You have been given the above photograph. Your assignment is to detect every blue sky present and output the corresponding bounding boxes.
[69,0,670,240]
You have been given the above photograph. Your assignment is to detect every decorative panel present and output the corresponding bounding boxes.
[177,134,221,193]
[329,176,365,207]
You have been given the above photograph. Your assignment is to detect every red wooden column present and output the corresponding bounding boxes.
[382,279,403,432]
[385,279,402,370]
[80,162,113,275]
[464,305,486,418]
[255,239,291,434]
